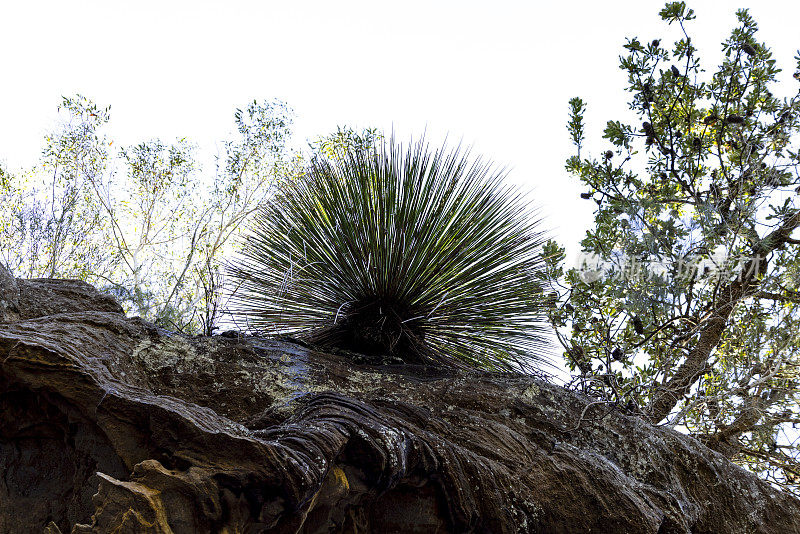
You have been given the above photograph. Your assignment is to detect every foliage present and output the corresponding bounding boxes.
[307,125,382,160]
[229,137,550,371]
[567,97,587,159]
[0,96,295,334]
[549,2,800,492]
[0,96,110,279]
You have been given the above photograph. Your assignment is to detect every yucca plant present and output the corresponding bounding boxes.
[229,137,551,372]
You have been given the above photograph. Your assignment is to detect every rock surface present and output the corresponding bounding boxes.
[1,266,799,533]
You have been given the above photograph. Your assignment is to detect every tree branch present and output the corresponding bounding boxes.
[646,211,800,423]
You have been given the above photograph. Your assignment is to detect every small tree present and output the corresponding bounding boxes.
[193,99,296,334]
[0,96,295,334]
[548,2,800,492]
[307,125,382,160]
[0,96,111,280]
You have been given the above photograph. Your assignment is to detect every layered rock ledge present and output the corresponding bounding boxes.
[1,267,799,533]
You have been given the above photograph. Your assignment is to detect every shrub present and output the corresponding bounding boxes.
[229,137,550,371]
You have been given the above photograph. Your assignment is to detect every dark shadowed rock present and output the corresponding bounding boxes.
[0,265,123,324]
[0,267,799,533]
[0,266,20,323]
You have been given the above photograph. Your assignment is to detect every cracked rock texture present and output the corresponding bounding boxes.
[0,266,799,533]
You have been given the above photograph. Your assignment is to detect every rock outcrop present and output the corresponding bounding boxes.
[1,266,799,533]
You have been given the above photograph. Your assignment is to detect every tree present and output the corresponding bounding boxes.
[192,99,297,334]
[307,125,382,160]
[0,97,111,281]
[229,137,550,371]
[0,96,295,334]
[547,2,800,493]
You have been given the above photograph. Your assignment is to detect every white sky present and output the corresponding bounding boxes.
[1,0,799,258]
